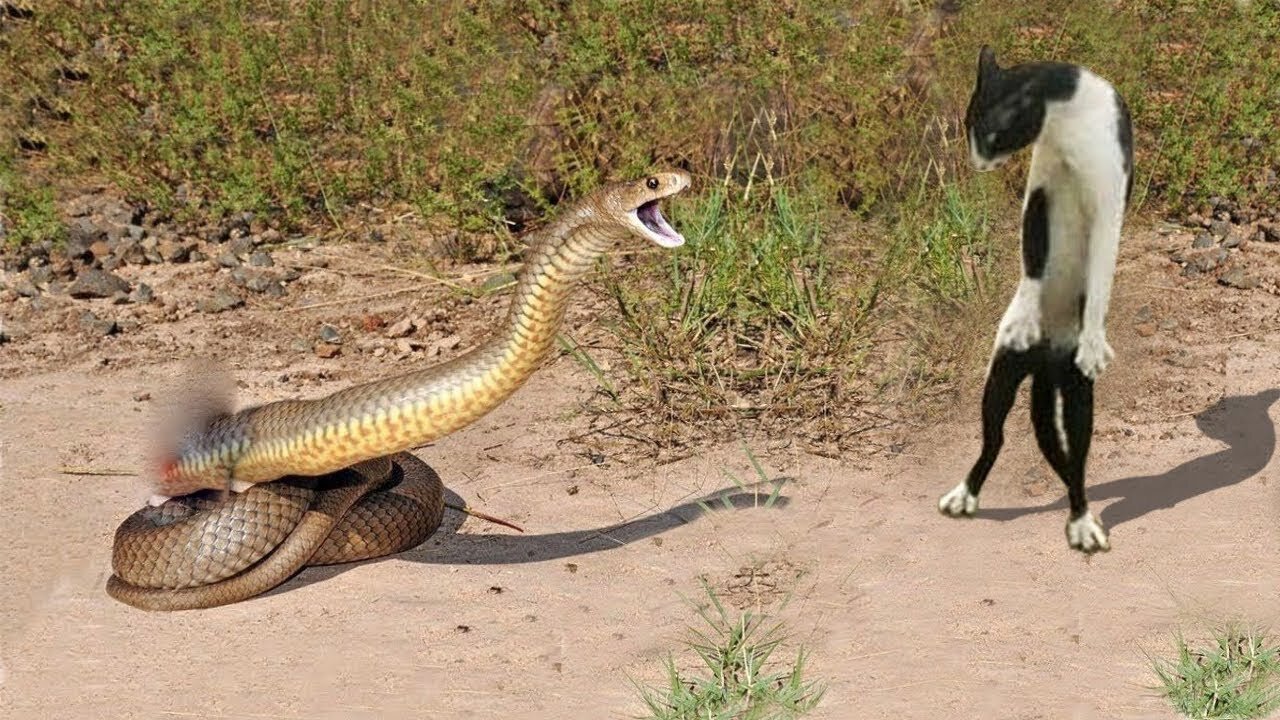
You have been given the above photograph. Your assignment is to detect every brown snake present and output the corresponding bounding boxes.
[107,171,691,611]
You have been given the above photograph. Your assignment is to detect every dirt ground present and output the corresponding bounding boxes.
[2,217,1280,720]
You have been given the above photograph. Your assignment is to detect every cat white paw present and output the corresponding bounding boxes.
[996,309,1042,352]
[938,482,979,516]
[1066,511,1110,553]
[1074,331,1114,379]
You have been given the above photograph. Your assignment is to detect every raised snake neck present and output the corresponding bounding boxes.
[160,211,629,496]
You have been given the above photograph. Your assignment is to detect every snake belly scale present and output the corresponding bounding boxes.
[107,172,690,611]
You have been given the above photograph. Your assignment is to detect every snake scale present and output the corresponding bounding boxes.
[107,171,691,611]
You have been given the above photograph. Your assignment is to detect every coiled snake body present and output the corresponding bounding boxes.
[107,172,691,611]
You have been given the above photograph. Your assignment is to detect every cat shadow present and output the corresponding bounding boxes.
[265,478,791,597]
[978,388,1280,528]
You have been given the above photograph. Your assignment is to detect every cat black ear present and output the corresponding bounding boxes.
[978,45,998,77]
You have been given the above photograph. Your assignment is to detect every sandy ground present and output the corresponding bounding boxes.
[2,219,1279,719]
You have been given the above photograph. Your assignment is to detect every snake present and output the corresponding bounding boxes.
[106,171,691,611]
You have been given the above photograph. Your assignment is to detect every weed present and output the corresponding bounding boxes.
[1150,626,1280,720]
[631,581,825,720]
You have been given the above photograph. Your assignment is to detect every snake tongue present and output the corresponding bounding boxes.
[635,200,684,248]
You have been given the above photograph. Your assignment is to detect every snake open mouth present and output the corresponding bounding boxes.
[633,199,685,248]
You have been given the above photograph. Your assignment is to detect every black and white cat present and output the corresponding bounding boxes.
[938,45,1134,553]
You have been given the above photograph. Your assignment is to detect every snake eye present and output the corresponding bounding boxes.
[645,176,659,190]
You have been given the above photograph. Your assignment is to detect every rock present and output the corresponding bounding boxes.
[127,224,146,241]
[114,238,149,266]
[431,334,461,355]
[229,267,280,294]
[226,236,256,257]
[1209,219,1231,237]
[1192,232,1214,249]
[28,265,54,288]
[361,314,386,332]
[79,311,118,336]
[314,342,341,359]
[198,288,244,313]
[1222,232,1243,249]
[1185,212,1206,227]
[189,249,209,263]
[1135,323,1156,337]
[89,239,111,261]
[318,324,342,344]
[247,251,274,267]
[129,283,154,304]
[67,268,131,298]
[215,252,241,268]
[1259,221,1280,243]
[111,291,130,305]
[1218,267,1259,290]
[11,277,40,297]
[132,391,152,402]
[385,317,416,338]
[1134,305,1153,323]
[157,238,192,263]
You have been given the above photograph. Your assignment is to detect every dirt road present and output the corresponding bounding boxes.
[2,221,1278,719]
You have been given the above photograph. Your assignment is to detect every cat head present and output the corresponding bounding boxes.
[965,45,1076,172]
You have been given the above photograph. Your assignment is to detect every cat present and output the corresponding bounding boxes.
[938,45,1133,554]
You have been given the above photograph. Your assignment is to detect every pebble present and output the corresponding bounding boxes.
[157,238,192,263]
[1222,232,1243,249]
[216,252,241,268]
[12,277,39,297]
[314,342,341,359]
[67,268,131,299]
[318,324,342,344]
[129,282,154,304]
[1260,221,1280,243]
[248,251,274,267]
[1209,219,1231,237]
[361,314,387,332]
[1218,267,1259,290]
[198,288,244,313]
[1191,232,1214,249]
[230,267,280,294]
[132,391,152,402]
[79,311,118,336]
[385,317,416,338]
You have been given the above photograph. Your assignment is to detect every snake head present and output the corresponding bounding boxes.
[604,170,691,248]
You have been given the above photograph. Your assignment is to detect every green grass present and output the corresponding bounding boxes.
[631,582,825,720]
[0,157,64,249]
[1151,626,1280,720]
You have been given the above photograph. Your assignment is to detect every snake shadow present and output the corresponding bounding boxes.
[975,388,1280,528]
[266,480,792,597]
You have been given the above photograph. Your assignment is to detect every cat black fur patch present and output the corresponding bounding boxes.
[1022,187,1049,278]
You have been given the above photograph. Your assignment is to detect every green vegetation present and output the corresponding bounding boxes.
[1,1,1276,435]
[631,582,824,720]
[1151,626,1280,719]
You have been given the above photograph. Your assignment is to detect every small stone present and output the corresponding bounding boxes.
[132,391,152,402]
[12,275,40,295]
[227,236,255,257]
[127,224,146,241]
[230,267,280,294]
[1218,267,1259,290]
[318,324,342,344]
[361,314,386,332]
[1222,232,1243,249]
[129,283,154,304]
[432,334,461,355]
[89,239,111,260]
[115,238,149,266]
[198,288,244,313]
[67,268,131,299]
[1135,323,1157,337]
[28,265,54,287]
[314,342,341,359]
[157,239,192,263]
[79,311,118,336]
[110,290,131,305]
[1259,221,1280,243]
[216,252,241,268]
[1192,232,1214,249]
[189,249,208,263]
[385,317,416,338]
[1133,305,1153,323]
[1185,212,1206,227]
[1209,219,1231,237]
[248,251,274,267]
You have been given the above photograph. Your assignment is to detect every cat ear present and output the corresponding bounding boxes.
[978,45,998,78]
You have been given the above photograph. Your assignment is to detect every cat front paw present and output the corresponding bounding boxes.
[1074,331,1114,379]
[996,310,1042,352]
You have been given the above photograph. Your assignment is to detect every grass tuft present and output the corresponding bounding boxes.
[1151,626,1280,720]
[631,581,825,720]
